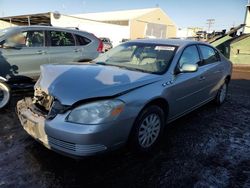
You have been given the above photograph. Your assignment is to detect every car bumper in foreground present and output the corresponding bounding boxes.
[16,98,129,158]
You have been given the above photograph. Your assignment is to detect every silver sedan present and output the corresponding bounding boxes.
[16,39,232,158]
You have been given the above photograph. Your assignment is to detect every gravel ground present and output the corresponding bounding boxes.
[0,67,249,188]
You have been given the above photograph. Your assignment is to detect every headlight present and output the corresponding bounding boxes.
[66,100,125,124]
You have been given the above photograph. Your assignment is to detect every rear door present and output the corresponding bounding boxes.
[198,45,224,98]
[47,30,78,64]
[0,30,49,80]
[74,34,92,61]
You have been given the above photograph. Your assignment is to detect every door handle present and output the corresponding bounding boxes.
[36,50,46,55]
[74,49,81,52]
[214,69,223,73]
[198,76,206,81]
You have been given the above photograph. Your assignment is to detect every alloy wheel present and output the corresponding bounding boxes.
[138,113,161,148]
[219,83,227,103]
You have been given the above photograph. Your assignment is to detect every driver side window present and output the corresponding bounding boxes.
[179,45,200,67]
[5,32,28,47]
[5,30,44,48]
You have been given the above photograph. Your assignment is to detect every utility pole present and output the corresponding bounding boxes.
[206,19,215,33]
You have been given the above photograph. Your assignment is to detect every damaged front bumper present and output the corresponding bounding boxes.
[16,98,49,147]
[16,98,129,158]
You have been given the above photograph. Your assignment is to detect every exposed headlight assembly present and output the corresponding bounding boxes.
[66,100,125,124]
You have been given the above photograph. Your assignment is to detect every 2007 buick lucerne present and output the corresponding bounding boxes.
[16,39,232,158]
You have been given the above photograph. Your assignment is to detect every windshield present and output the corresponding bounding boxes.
[94,42,177,74]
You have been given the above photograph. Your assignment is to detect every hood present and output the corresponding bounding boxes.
[36,64,162,105]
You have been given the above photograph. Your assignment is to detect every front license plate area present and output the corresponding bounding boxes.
[22,117,41,138]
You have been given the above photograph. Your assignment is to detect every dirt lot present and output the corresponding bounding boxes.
[0,67,250,188]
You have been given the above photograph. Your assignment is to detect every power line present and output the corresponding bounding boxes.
[206,19,215,32]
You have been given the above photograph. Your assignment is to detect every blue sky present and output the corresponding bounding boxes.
[0,0,248,31]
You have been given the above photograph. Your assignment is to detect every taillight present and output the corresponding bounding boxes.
[97,39,103,53]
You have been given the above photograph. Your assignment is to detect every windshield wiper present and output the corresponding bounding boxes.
[116,66,150,73]
[96,62,152,73]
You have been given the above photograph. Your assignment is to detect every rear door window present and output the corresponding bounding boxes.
[179,45,200,67]
[199,45,220,65]
[49,31,75,46]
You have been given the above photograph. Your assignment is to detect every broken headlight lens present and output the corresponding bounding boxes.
[66,100,125,124]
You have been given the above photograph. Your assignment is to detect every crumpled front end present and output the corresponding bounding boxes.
[16,64,161,157]
[16,88,132,158]
[16,96,112,157]
[16,98,49,147]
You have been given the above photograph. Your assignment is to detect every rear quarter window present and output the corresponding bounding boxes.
[75,34,91,46]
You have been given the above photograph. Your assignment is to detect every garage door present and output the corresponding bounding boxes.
[145,23,167,38]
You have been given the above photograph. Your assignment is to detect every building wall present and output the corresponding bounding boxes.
[0,20,16,29]
[102,20,129,26]
[230,36,250,64]
[177,27,203,38]
[129,8,177,39]
[244,5,250,33]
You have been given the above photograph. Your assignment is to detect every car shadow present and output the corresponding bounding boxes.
[0,50,35,85]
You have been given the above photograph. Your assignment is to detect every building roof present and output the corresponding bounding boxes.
[231,33,250,44]
[0,13,51,25]
[73,8,160,21]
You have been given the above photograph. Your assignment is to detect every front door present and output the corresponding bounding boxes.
[167,45,208,120]
[0,30,49,81]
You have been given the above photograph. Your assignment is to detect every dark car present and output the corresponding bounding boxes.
[100,37,113,52]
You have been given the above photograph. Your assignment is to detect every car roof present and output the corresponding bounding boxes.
[2,25,91,35]
[129,39,208,47]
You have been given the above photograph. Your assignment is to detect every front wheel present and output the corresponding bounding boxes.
[215,82,228,105]
[0,82,11,109]
[129,105,165,153]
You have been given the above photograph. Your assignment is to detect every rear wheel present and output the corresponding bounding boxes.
[0,82,11,109]
[215,81,228,105]
[130,105,165,153]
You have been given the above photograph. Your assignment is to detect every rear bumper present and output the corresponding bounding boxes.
[16,98,132,158]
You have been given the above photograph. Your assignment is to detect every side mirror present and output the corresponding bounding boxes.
[179,64,198,73]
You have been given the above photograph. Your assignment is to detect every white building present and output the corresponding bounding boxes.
[0,8,177,46]
[244,3,250,33]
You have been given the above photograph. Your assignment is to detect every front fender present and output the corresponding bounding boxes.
[0,76,7,82]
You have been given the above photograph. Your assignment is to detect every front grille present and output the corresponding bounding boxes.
[48,136,107,155]
[48,136,76,151]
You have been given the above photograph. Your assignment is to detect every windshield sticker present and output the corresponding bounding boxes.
[155,46,175,51]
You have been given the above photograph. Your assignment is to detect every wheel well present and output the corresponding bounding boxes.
[225,75,231,83]
[78,59,92,62]
[127,98,169,145]
[144,98,169,117]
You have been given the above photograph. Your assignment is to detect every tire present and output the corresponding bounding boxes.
[0,82,11,109]
[215,81,228,105]
[129,105,165,153]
